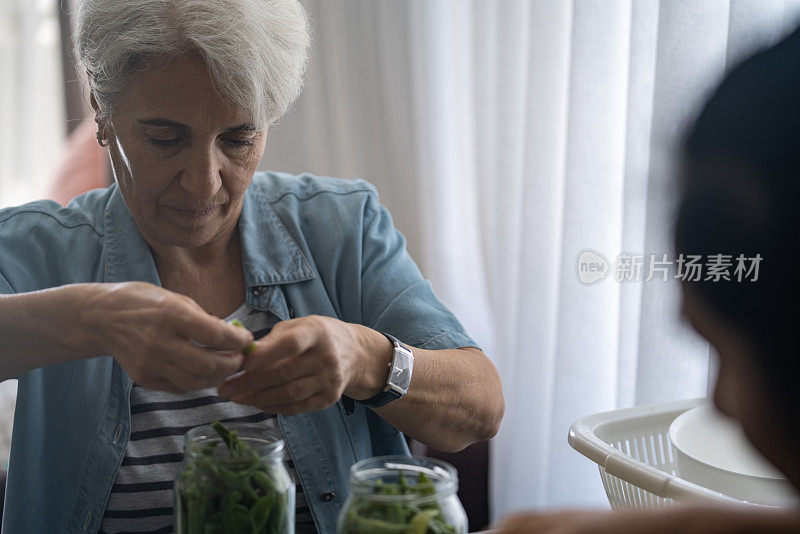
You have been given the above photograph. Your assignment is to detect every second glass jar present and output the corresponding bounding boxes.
[337,455,468,534]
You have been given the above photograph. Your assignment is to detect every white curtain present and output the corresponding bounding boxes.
[0,0,66,467]
[0,0,64,208]
[262,0,800,518]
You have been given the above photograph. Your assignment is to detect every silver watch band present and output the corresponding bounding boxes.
[358,332,414,408]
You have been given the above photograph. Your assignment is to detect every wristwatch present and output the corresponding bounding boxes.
[358,332,414,408]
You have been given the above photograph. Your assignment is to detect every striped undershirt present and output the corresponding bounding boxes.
[100,303,317,534]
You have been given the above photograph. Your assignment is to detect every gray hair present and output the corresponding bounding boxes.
[74,0,310,130]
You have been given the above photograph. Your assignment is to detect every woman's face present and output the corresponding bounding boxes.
[681,286,798,488]
[97,54,267,251]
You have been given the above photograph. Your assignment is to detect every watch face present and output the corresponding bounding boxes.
[388,347,414,395]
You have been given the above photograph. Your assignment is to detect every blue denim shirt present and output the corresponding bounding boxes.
[0,172,476,533]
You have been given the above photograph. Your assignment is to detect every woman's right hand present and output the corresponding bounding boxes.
[86,282,253,394]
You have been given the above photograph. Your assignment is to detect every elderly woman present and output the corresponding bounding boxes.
[0,0,504,532]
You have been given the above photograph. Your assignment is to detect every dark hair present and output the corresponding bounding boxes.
[675,25,800,402]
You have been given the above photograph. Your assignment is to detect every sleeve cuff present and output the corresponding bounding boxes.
[415,330,481,352]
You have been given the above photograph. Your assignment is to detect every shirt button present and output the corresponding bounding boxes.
[252,286,267,296]
[320,492,335,502]
[82,510,92,530]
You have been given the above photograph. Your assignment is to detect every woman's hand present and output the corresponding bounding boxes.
[216,315,392,415]
[215,313,503,452]
[88,282,254,394]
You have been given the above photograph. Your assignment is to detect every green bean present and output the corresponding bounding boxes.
[202,441,219,456]
[253,470,279,494]
[230,319,258,356]
[272,492,288,532]
[416,473,436,496]
[344,507,408,533]
[407,510,440,534]
[211,421,234,449]
[250,495,274,532]
[218,466,260,502]
[186,491,206,534]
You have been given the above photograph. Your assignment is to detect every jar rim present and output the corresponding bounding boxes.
[184,422,285,461]
[348,455,459,504]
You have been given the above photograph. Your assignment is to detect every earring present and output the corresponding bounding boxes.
[96,131,108,147]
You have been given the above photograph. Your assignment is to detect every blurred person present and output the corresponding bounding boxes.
[497,22,800,534]
[0,1,504,532]
[46,119,111,206]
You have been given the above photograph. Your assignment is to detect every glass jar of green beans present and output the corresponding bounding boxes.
[337,456,468,534]
[174,421,295,534]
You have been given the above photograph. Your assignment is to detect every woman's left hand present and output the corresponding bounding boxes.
[216,315,391,415]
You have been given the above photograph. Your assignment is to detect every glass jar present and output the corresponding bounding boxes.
[337,455,468,534]
[174,421,295,534]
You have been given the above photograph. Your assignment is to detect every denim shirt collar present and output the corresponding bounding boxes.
[103,185,161,286]
[102,182,316,297]
[238,183,316,289]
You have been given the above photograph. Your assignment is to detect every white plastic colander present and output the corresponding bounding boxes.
[568,398,752,510]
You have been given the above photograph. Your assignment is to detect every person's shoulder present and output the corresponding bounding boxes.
[0,189,109,290]
[250,171,378,203]
[0,187,111,237]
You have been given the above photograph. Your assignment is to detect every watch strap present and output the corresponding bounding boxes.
[357,332,413,408]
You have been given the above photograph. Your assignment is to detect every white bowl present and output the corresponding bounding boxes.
[668,403,798,507]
